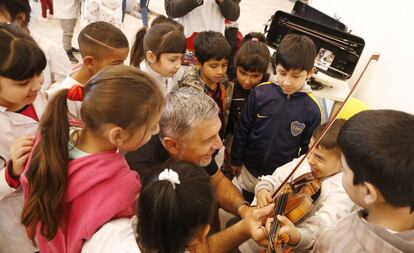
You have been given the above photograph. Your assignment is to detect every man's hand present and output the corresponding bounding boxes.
[241,203,275,241]
[10,136,34,177]
[277,215,301,246]
[238,204,254,218]
[256,189,274,208]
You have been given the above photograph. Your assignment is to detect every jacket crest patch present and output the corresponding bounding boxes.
[291,121,305,136]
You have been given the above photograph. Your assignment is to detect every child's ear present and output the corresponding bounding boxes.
[162,137,181,156]
[108,127,124,147]
[146,51,157,64]
[362,182,380,205]
[194,57,202,69]
[307,67,316,78]
[83,56,96,70]
[14,12,29,28]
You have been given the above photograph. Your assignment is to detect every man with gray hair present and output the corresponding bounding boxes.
[126,87,273,251]
[127,87,248,215]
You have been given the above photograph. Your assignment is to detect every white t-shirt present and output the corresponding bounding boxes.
[178,0,226,38]
[54,0,81,19]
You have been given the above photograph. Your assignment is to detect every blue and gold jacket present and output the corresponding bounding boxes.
[230,81,321,178]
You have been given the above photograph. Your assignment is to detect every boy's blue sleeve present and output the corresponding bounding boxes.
[299,102,322,156]
[230,89,257,166]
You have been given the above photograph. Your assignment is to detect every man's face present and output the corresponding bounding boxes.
[174,115,223,167]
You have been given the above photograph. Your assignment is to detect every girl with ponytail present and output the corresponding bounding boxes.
[21,65,164,253]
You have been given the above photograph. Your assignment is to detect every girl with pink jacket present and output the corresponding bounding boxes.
[19,65,164,253]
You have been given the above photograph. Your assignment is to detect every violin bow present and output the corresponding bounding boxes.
[271,54,380,200]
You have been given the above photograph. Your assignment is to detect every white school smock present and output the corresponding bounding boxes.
[178,0,226,38]
[139,61,183,96]
[32,32,72,90]
[0,92,47,253]
[46,71,83,121]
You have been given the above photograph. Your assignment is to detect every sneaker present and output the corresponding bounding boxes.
[71,47,80,53]
[66,50,79,63]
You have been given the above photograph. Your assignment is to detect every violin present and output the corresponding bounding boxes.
[264,54,380,253]
[267,173,321,253]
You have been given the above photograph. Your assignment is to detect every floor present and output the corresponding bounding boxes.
[29,0,295,56]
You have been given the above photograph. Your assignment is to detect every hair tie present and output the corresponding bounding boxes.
[67,84,84,101]
[250,38,259,42]
[158,169,180,189]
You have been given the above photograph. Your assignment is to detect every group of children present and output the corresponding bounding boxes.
[0,2,413,253]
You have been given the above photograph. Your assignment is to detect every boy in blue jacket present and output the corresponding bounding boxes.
[230,34,321,202]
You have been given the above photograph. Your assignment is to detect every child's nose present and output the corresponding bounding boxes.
[308,156,316,165]
[32,74,44,91]
[217,67,225,75]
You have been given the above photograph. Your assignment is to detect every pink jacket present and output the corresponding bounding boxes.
[21,151,141,253]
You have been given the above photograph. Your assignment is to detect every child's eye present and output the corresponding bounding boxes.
[17,81,30,86]
[210,65,218,68]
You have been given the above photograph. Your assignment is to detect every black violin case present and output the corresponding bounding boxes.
[265,3,365,81]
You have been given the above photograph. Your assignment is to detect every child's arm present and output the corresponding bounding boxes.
[254,157,304,207]
[291,177,354,250]
[230,91,257,169]
[165,0,204,18]
[216,0,240,21]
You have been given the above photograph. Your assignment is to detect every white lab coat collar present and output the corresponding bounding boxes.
[0,92,47,126]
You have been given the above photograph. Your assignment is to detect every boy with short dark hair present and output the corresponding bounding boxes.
[47,21,129,119]
[180,30,233,138]
[230,34,321,202]
[312,110,414,253]
[221,38,270,179]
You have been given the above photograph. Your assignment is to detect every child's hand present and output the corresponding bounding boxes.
[256,189,273,208]
[277,215,301,246]
[10,136,34,177]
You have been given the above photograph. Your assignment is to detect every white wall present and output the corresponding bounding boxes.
[311,0,414,114]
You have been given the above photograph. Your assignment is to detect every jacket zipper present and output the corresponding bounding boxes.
[262,95,290,168]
